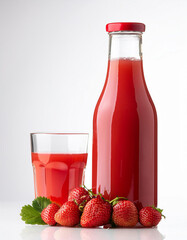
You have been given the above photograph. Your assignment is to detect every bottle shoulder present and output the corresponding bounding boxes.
[94,91,157,122]
[94,58,157,121]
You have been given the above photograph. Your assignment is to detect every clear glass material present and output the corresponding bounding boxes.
[108,31,142,60]
[31,133,89,205]
[92,31,157,210]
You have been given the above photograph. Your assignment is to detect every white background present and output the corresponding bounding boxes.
[0,1,187,238]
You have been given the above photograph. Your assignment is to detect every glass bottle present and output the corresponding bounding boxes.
[92,22,157,209]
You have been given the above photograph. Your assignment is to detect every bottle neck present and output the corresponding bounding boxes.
[108,32,143,60]
[105,31,146,96]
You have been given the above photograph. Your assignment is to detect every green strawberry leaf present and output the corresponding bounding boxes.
[20,205,46,225]
[32,197,51,213]
[151,205,166,218]
[20,197,52,224]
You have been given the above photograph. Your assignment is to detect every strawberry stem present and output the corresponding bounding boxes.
[98,192,105,200]
[79,205,84,212]
[82,184,96,198]
[82,184,88,190]
[88,189,96,198]
[82,184,97,198]
[78,200,87,212]
[73,199,78,206]
[109,197,128,206]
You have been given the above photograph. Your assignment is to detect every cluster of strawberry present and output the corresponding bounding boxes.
[41,186,165,228]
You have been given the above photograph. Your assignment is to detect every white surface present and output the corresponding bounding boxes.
[0,200,186,240]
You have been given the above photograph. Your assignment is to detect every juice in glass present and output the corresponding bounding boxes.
[32,153,87,205]
[31,133,88,206]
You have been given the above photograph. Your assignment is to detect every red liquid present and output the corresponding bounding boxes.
[32,153,87,205]
[92,59,157,209]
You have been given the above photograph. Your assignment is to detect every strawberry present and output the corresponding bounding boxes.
[68,187,91,206]
[139,206,165,227]
[81,195,112,228]
[112,200,138,227]
[54,201,81,227]
[41,203,60,226]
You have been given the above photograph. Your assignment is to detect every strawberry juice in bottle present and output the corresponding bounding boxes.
[92,23,157,209]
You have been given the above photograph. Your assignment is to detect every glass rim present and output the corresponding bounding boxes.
[30,132,89,136]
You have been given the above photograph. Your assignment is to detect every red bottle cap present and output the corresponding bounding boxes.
[106,22,145,33]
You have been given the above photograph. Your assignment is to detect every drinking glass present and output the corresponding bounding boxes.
[30,133,88,205]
